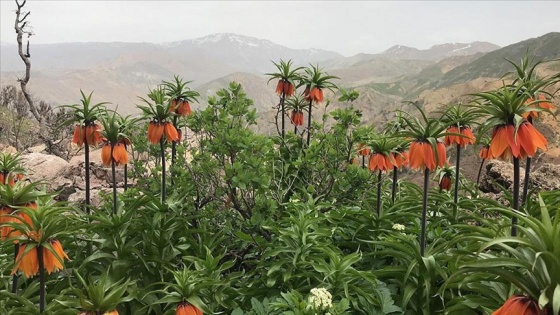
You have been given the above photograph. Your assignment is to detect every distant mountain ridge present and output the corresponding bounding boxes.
[379,41,500,61]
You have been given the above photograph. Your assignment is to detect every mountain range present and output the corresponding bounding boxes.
[1,32,559,118]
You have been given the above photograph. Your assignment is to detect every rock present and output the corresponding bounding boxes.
[1,146,17,154]
[21,152,70,184]
[479,160,560,193]
[26,144,46,154]
[538,148,560,165]
[530,163,560,191]
[479,160,525,193]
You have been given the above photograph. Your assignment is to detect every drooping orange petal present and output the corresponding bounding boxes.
[178,101,192,116]
[116,144,129,165]
[523,123,548,156]
[460,127,475,147]
[101,144,112,166]
[164,123,179,142]
[275,80,284,95]
[436,142,446,168]
[504,125,521,158]
[12,244,39,278]
[408,142,424,170]
[422,142,435,170]
[148,122,164,144]
[489,126,509,160]
[72,125,84,146]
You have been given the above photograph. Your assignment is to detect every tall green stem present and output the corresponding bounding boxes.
[521,157,531,206]
[124,163,128,192]
[111,146,117,216]
[453,145,461,205]
[85,143,90,214]
[391,166,398,203]
[306,100,313,146]
[37,245,45,313]
[476,158,485,188]
[11,243,19,294]
[171,116,178,167]
[160,137,166,202]
[420,168,430,256]
[280,91,286,138]
[376,170,382,217]
[512,157,520,236]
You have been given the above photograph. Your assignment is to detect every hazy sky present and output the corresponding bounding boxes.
[1,1,559,56]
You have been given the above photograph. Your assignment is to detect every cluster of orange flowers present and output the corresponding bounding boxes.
[290,110,304,126]
[0,172,23,186]
[487,122,548,160]
[0,201,69,278]
[444,126,475,148]
[148,121,179,145]
[408,141,446,171]
[275,80,295,97]
[304,87,324,103]
[72,123,103,147]
[170,99,193,117]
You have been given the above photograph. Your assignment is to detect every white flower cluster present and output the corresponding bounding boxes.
[392,223,405,231]
[308,287,333,311]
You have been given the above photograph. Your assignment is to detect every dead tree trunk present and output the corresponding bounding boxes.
[14,0,65,156]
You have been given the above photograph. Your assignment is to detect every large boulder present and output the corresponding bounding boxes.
[479,160,560,193]
[20,152,75,200]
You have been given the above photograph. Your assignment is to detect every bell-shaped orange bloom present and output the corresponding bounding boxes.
[171,99,192,117]
[72,125,85,146]
[164,122,179,142]
[103,310,119,315]
[492,295,546,315]
[357,144,370,156]
[176,302,203,315]
[43,239,69,274]
[283,81,295,97]
[408,141,446,171]
[275,80,284,95]
[522,95,556,120]
[297,111,304,126]
[85,124,103,146]
[393,152,407,169]
[101,144,129,166]
[113,143,129,166]
[101,144,112,166]
[0,206,13,240]
[304,87,324,103]
[148,122,165,144]
[369,153,395,172]
[439,175,452,191]
[444,126,475,148]
[488,123,548,160]
[12,244,39,278]
[479,145,490,159]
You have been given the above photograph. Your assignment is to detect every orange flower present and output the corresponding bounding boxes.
[101,144,129,166]
[393,152,407,169]
[408,141,446,171]
[85,124,103,146]
[113,143,129,166]
[492,295,545,315]
[357,144,370,156]
[103,310,119,315]
[304,87,324,103]
[368,153,395,172]
[148,122,164,144]
[283,81,295,97]
[164,122,179,142]
[176,302,203,315]
[479,145,490,159]
[275,80,284,95]
[444,126,475,148]
[488,123,547,160]
[171,99,192,117]
[439,175,452,191]
[12,244,39,278]
[297,111,304,126]
[522,94,556,120]
[43,239,69,274]
[101,144,112,166]
[72,125,84,146]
